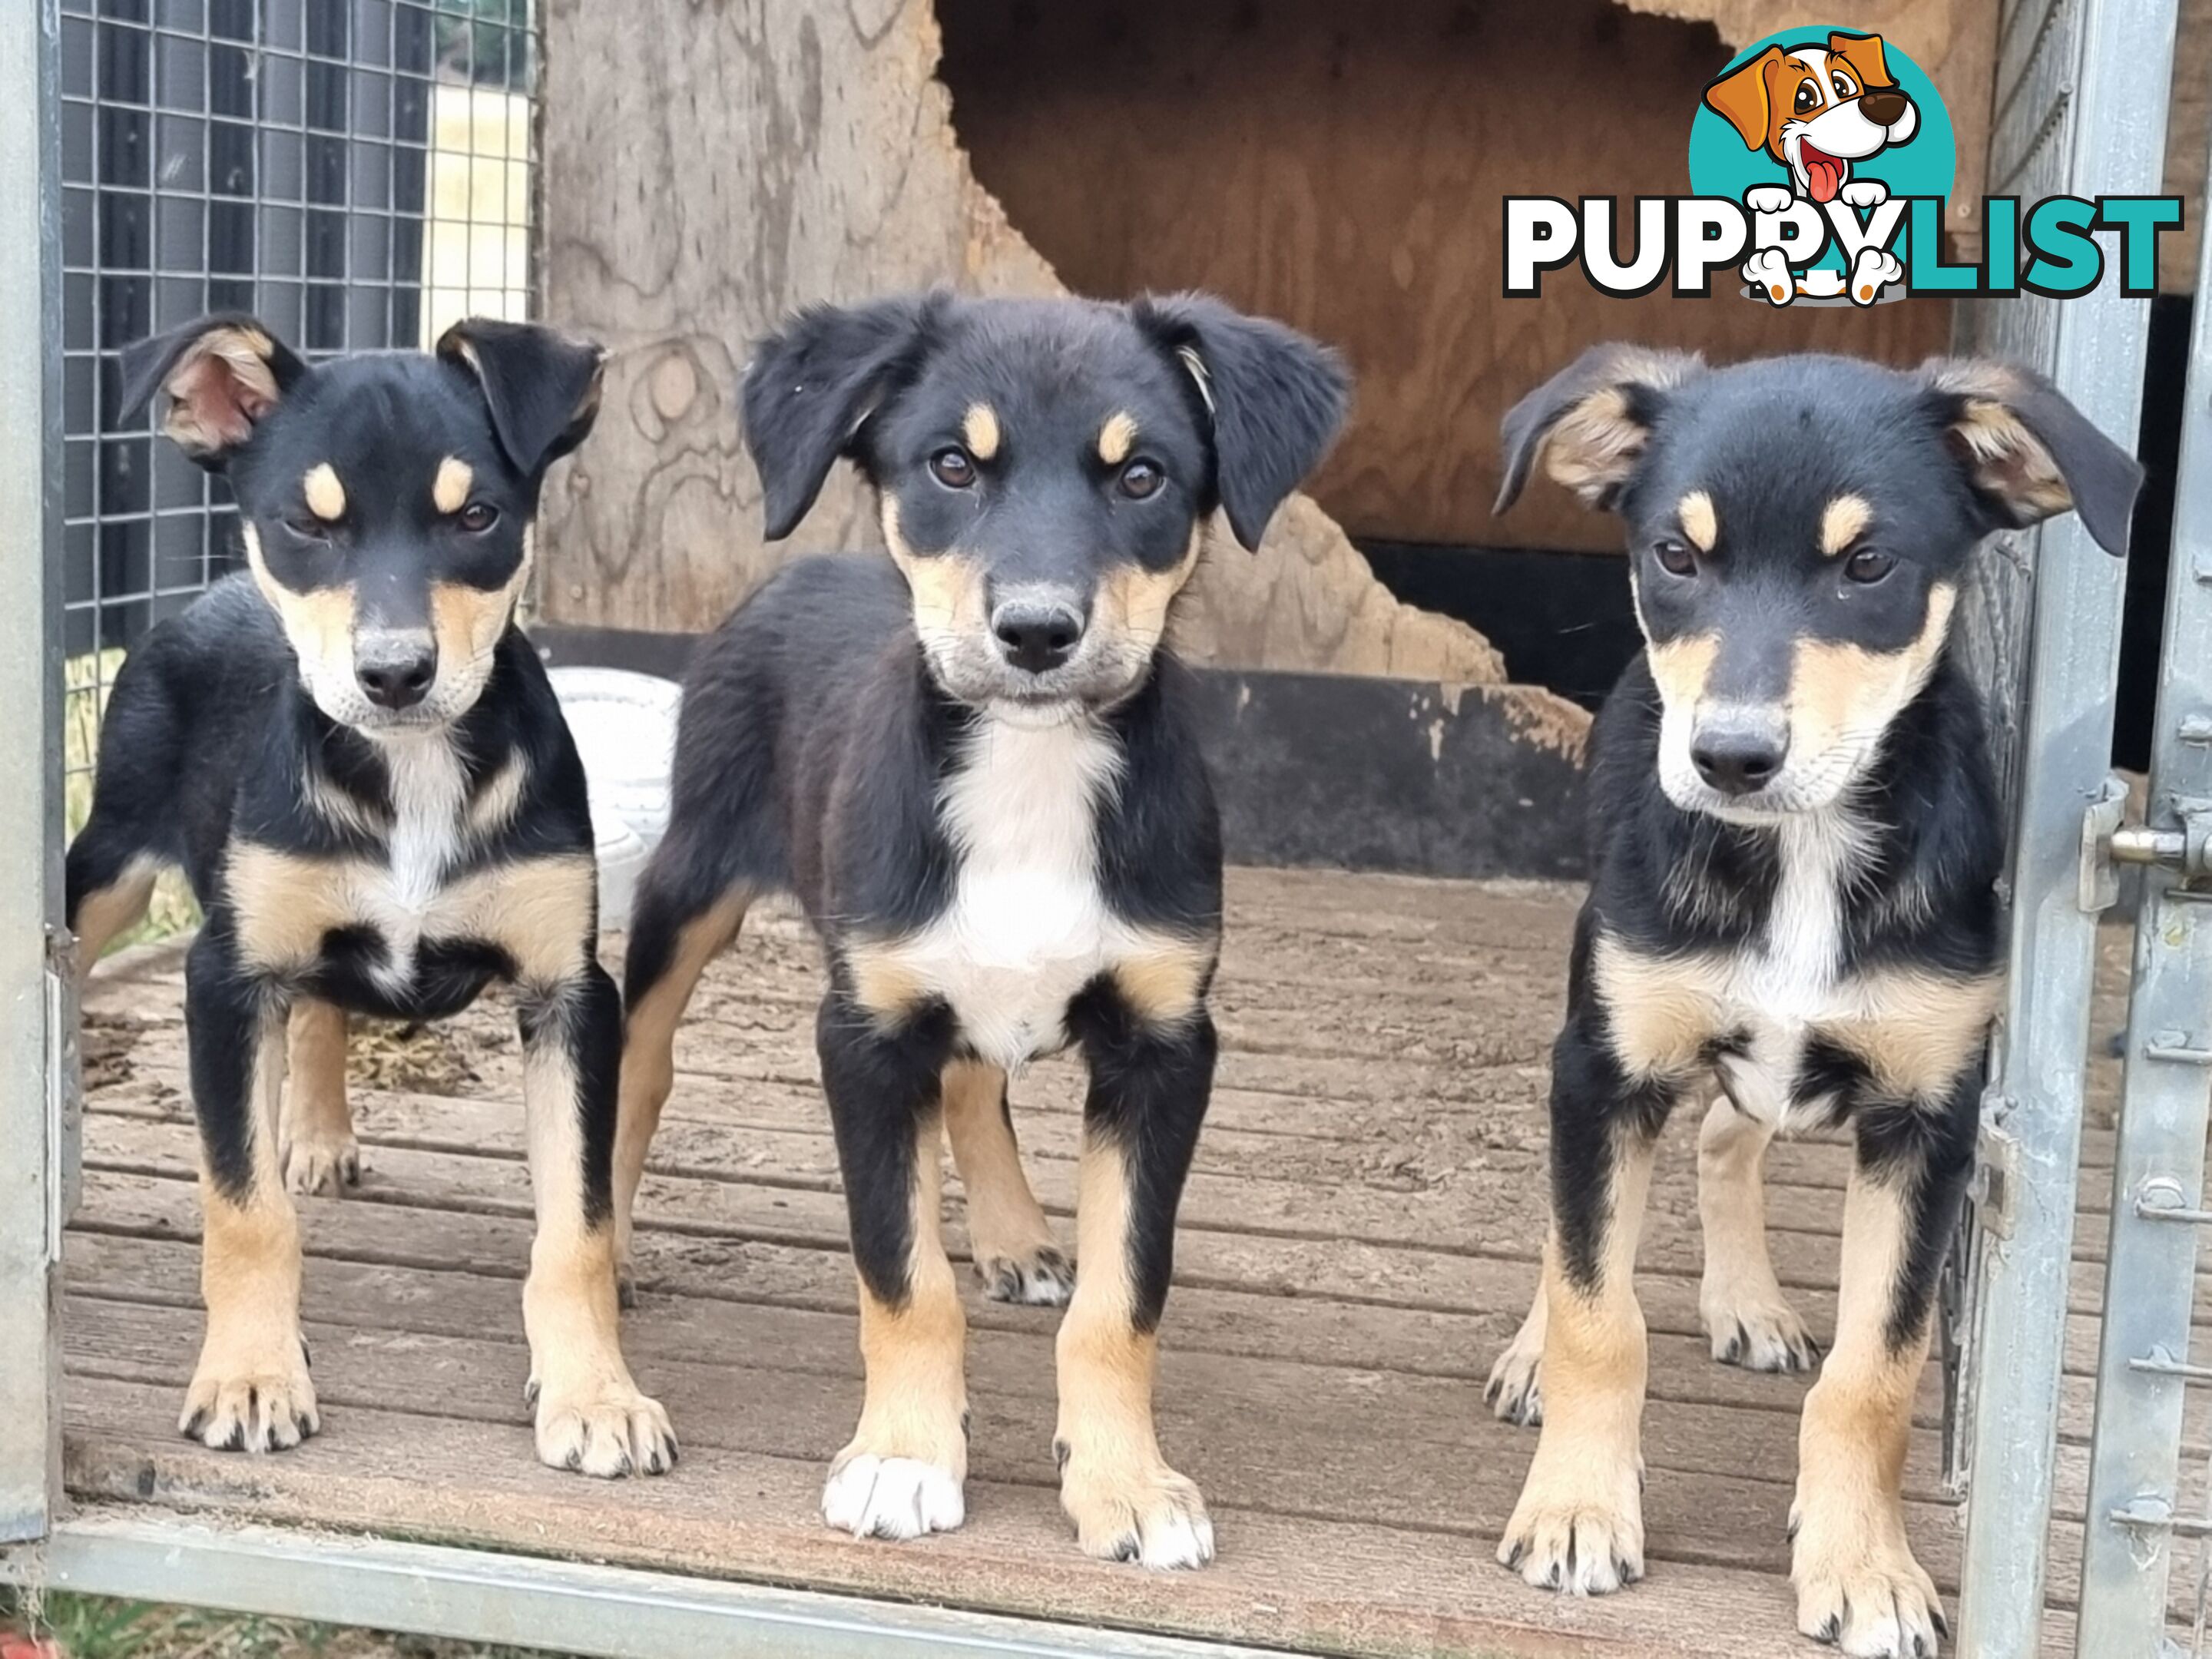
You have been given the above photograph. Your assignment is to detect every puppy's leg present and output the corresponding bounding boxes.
[1485,1279,1548,1427]
[616,852,749,1300]
[179,927,316,1452]
[279,999,359,1195]
[518,961,677,1478]
[1499,1015,1675,1596]
[1697,1095,1817,1372]
[943,1058,1071,1306]
[65,830,162,985]
[1056,997,1216,1569]
[817,992,968,1540]
[1790,1084,1971,1657]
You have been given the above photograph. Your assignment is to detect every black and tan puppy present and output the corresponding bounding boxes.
[68,313,675,1479]
[617,290,1346,1565]
[1483,348,2137,1656]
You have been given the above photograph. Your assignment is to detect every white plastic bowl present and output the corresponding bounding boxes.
[547,665,682,928]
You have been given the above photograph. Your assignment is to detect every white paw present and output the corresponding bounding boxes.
[1793,1515,1945,1657]
[1744,184,1794,214]
[1060,1452,1215,1569]
[281,1129,361,1196]
[1497,1443,1644,1596]
[1702,1290,1820,1373]
[822,1454,966,1541]
[527,1376,677,1479]
[1849,247,1905,305]
[1839,179,1889,209]
[180,1338,319,1453]
[1485,1330,1545,1427]
[976,1243,1075,1307]
[1743,247,1795,306]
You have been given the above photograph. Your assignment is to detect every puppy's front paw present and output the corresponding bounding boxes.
[1701,1288,1820,1373]
[1849,247,1905,306]
[976,1243,1075,1307]
[1839,180,1889,209]
[1485,1328,1545,1427]
[280,1127,361,1196]
[1058,1445,1214,1569]
[1792,1502,1945,1657]
[180,1333,318,1452]
[1743,247,1796,306]
[1745,184,1795,214]
[822,1452,965,1541]
[1497,1442,1644,1595]
[526,1374,677,1479]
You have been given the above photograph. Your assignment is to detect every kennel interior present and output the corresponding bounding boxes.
[7,0,2212,1654]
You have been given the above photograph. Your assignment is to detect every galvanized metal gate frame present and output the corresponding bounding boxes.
[0,1,2199,1655]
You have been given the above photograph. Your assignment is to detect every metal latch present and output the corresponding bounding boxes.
[43,922,79,1261]
[2080,773,2212,911]
[1973,1114,2020,1238]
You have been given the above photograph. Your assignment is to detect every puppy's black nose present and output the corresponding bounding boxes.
[1859,88,1908,125]
[992,602,1084,674]
[355,634,437,710]
[1692,726,1787,796]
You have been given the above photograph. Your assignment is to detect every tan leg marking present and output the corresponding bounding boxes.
[1486,1278,1549,1427]
[1498,1131,1656,1595]
[823,1109,970,1540]
[614,889,748,1286]
[71,856,162,985]
[522,1009,676,1478]
[1697,1097,1816,1372]
[1055,1131,1213,1569]
[1791,1171,1944,1655]
[183,1008,317,1452]
[280,999,359,1196]
[942,1058,1071,1306]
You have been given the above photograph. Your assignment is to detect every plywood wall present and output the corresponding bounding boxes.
[938,0,1959,556]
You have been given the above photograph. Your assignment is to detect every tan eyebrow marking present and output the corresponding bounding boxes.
[1821,494,1872,556]
[302,463,346,522]
[962,403,1001,461]
[433,456,474,515]
[1677,489,1718,552]
[1098,411,1139,466]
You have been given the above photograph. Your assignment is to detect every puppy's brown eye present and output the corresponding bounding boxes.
[459,502,499,533]
[1654,539,1697,578]
[1794,80,1820,113]
[1844,548,1896,584]
[929,447,976,489]
[1118,459,1164,500]
[1831,72,1857,99]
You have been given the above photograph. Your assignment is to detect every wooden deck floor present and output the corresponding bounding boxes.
[61,866,2160,1657]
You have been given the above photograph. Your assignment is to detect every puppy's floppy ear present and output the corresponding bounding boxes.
[1702,46,1783,151]
[1132,291,1350,551]
[1919,358,2143,557]
[1827,31,1895,89]
[740,292,942,541]
[119,313,307,469]
[1496,343,1704,515]
[438,318,607,475]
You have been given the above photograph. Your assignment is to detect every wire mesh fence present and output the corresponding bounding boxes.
[59,0,541,876]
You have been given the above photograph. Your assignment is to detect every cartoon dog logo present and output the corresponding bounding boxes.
[1703,31,1919,304]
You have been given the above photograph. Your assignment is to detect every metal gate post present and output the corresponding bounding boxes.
[2075,139,2212,1657]
[1951,0,2177,1651]
[0,0,66,1547]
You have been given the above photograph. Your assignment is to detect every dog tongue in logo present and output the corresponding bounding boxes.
[1801,142,1844,203]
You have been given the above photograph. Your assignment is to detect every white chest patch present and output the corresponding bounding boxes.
[353,733,469,990]
[1712,811,1869,1128]
[889,716,1141,1071]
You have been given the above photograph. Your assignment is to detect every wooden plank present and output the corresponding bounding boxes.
[60,1376,1819,1659]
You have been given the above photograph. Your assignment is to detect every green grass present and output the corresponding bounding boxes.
[2,1586,565,1659]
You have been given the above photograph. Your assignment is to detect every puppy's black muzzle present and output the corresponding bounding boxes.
[1691,713,1788,797]
[356,632,437,711]
[992,600,1084,674]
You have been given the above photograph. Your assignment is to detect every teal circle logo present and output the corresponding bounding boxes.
[1689,29,1953,276]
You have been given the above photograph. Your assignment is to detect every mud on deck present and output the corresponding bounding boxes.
[63,868,2154,1657]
